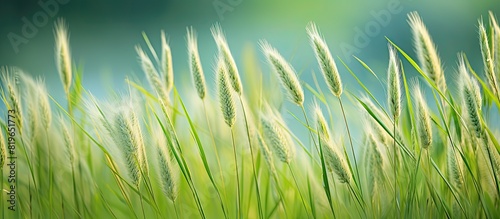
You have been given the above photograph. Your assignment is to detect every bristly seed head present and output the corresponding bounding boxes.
[489,11,500,78]
[211,23,243,95]
[412,83,432,149]
[256,133,277,176]
[136,45,168,102]
[54,18,72,95]
[387,45,401,119]
[459,57,483,138]
[313,104,331,143]
[307,22,343,97]
[157,145,178,202]
[408,12,447,93]
[260,40,304,105]
[217,57,236,127]
[187,27,207,99]
[113,107,146,186]
[2,67,23,133]
[478,19,499,98]
[260,114,294,164]
[60,117,75,163]
[161,30,174,93]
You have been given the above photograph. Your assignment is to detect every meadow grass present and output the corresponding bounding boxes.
[1,11,500,219]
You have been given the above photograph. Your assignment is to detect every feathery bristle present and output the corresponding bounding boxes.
[307,22,343,97]
[387,45,401,119]
[131,110,148,177]
[479,19,499,98]
[447,144,463,189]
[459,58,482,138]
[217,57,236,127]
[136,45,168,102]
[322,137,351,184]
[412,82,432,149]
[257,133,277,176]
[260,114,293,164]
[60,117,75,162]
[54,18,72,94]
[367,132,384,193]
[2,67,23,133]
[161,30,174,92]
[21,73,39,140]
[489,11,500,78]
[313,104,331,143]
[408,12,447,93]
[157,144,178,201]
[187,27,207,99]
[359,96,391,145]
[211,23,242,95]
[113,107,145,186]
[261,40,304,105]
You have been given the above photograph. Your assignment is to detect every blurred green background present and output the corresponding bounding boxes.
[1,0,499,131]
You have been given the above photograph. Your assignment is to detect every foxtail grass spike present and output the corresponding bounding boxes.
[54,18,72,95]
[211,23,243,95]
[412,83,432,149]
[260,114,293,164]
[479,19,499,99]
[387,45,401,119]
[217,57,236,127]
[459,57,482,138]
[161,30,174,92]
[187,27,207,99]
[408,12,447,93]
[307,22,343,97]
[261,40,304,105]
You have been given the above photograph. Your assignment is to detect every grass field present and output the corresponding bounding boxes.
[1,11,500,218]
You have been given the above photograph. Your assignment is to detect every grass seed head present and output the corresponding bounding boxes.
[478,19,499,98]
[261,40,304,105]
[313,104,331,143]
[60,117,75,162]
[260,114,293,164]
[211,23,242,95]
[136,45,168,102]
[256,133,277,176]
[2,67,23,133]
[447,144,463,189]
[187,27,207,99]
[54,18,72,95]
[157,145,178,202]
[113,106,146,186]
[459,58,483,138]
[412,83,432,149]
[408,12,447,93]
[387,45,401,119]
[367,132,384,193]
[322,138,351,184]
[307,22,343,97]
[161,30,174,92]
[489,11,500,77]
[217,57,236,127]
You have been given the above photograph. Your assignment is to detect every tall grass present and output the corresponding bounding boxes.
[1,11,500,219]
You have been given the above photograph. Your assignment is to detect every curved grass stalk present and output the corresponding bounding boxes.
[286,163,312,217]
[238,97,264,219]
[230,128,242,219]
[202,99,228,206]
[337,96,363,197]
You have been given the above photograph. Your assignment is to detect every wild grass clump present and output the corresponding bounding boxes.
[1,11,500,219]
